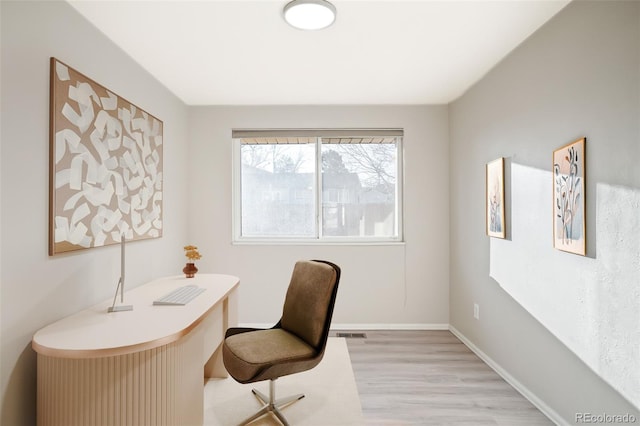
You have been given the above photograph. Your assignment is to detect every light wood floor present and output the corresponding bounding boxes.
[335,330,553,426]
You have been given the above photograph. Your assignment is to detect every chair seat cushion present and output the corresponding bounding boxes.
[223,328,316,383]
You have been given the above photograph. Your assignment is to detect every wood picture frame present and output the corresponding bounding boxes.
[486,157,506,239]
[553,137,586,256]
[49,58,163,255]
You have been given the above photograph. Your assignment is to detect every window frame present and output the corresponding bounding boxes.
[232,131,404,245]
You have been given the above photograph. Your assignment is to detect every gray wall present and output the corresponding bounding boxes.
[0,2,189,424]
[450,0,640,423]
[187,106,450,328]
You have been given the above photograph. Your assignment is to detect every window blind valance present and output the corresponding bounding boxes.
[233,129,403,145]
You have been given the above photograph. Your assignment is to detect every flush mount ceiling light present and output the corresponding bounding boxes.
[283,0,337,30]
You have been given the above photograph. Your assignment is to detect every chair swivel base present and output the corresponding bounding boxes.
[238,379,304,426]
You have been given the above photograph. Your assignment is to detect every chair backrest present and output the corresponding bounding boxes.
[279,260,340,351]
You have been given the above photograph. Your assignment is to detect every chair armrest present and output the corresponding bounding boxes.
[225,318,284,338]
[225,327,262,338]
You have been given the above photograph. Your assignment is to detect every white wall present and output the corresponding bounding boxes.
[187,106,450,328]
[0,2,189,424]
[450,0,640,422]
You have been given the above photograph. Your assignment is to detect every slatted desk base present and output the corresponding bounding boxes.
[34,276,237,426]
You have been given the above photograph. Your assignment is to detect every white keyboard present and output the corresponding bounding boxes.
[153,285,206,306]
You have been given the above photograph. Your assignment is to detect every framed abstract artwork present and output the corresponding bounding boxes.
[486,157,505,239]
[49,58,163,255]
[553,137,585,256]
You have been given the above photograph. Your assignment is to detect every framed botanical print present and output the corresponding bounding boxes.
[486,157,505,239]
[553,137,585,256]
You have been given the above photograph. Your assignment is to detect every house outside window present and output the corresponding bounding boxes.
[232,130,403,243]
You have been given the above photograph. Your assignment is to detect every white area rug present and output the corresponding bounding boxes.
[204,337,364,425]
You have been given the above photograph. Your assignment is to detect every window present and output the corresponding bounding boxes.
[233,130,403,243]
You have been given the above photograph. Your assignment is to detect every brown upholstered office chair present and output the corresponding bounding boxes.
[222,260,341,426]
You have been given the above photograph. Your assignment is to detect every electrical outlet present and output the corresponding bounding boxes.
[473,303,480,320]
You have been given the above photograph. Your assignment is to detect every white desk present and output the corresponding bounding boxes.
[32,274,239,426]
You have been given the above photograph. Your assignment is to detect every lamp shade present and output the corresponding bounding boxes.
[283,0,336,30]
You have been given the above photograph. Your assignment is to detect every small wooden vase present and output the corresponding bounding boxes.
[183,262,198,278]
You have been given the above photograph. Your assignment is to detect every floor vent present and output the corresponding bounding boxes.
[336,332,367,339]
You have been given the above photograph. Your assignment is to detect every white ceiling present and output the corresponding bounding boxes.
[68,0,570,106]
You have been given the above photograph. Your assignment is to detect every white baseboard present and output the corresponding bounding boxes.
[449,325,567,426]
[238,323,450,331]
[331,323,449,330]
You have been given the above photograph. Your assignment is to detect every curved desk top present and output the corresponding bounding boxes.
[32,274,239,359]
